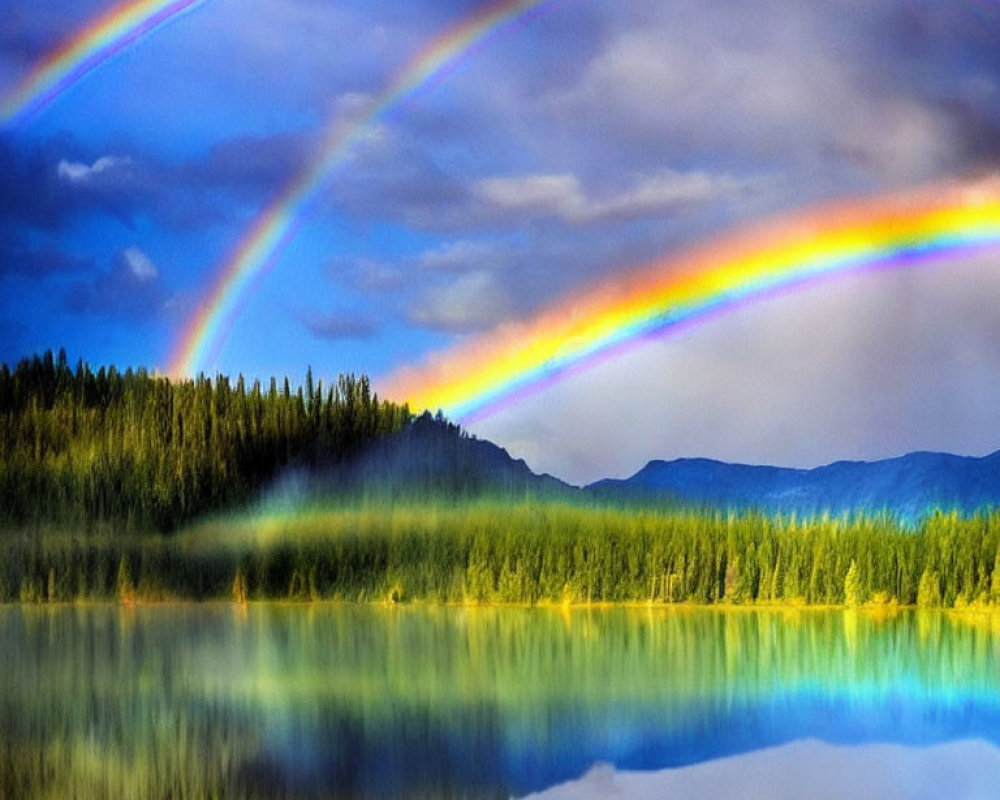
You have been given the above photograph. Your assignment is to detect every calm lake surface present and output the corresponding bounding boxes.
[4,604,1000,799]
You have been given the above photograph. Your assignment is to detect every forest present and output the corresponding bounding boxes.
[3,351,1000,610]
[3,500,1000,608]
[0,349,411,531]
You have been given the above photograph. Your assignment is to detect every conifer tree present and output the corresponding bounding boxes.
[844,560,862,608]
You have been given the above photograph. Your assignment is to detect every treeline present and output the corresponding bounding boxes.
[6,502,1000,608]
[0,350,410,531]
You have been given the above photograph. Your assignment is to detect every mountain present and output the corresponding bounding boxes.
[272,411,575,503]
[348,411,575,498]
[587,450,1000,520]
[276,412,1000,519]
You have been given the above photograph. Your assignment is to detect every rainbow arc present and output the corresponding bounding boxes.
[1,0,209,125]
[169,0,549,377]
[382,177,1000,421]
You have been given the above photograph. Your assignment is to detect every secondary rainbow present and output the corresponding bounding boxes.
[0,0,210,125]
[169,0,550,378]
[382,176,1000,421]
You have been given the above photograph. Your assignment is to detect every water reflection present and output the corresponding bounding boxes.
[2,605,1000,798]
[521,739,1000,800]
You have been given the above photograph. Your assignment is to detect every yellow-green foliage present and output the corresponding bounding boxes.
[917,568,942,608]
[3,503,1000,607]
[844,560,863,608]
[185,503,1000,607]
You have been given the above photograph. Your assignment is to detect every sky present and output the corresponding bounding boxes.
[2,0,1000,484]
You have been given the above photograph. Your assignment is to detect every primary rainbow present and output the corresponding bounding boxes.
[382,175,1000,421]
[1,0,209,125]
[169,0,550,378]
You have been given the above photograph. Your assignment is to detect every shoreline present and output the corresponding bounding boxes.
[0,597,977,614]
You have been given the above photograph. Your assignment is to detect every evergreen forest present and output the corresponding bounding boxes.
[0,350,411,531]
[3,351,1000,611]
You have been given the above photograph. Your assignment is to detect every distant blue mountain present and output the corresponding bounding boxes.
[586,450,1000,520]
[299,415,1000,520]
[283,411,574,502]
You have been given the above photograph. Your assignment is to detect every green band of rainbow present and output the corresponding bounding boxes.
[169,0,549,377]
[1,0,210,126]
[383,176,1000,421]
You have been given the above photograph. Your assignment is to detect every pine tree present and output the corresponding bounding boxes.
[917,568,942,609]
[116,557,134,605]
[844,560,862,608]
[990,549,1000,605]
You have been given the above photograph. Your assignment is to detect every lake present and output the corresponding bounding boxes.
[3,604,1000,799]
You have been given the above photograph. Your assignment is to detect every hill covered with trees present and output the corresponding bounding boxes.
[277,408,575,503]
[0,350,411,531]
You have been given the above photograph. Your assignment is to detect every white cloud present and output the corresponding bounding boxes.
[328,256,406,293]
[333,91,374,119]
[121,247,157,281]
[549,7,977,184]
[418,239,509,273]
[408,271,512,333]
[355,259,405,292]
[599,171,749,219]
[554,24,844,148]
[476,169,748,224]
[57,155,131,184]
[477,174,582,218]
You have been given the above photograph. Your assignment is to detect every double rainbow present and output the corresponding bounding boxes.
[382,176,1000,421]
[169,0,550,377]
[1,0,209,125]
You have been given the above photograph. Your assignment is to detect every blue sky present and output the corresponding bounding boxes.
[3,0,1000,483]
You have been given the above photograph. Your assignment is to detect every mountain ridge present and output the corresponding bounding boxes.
[586,448,1000,519]
[276,410,1000,519]
[270,410,576,503]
